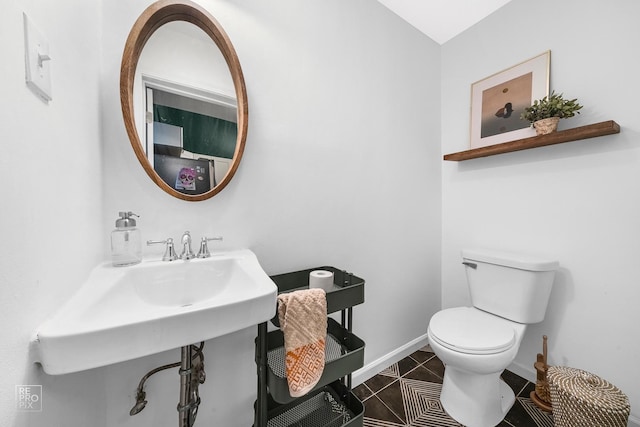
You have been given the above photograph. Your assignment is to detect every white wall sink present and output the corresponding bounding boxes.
[33,249,277,375]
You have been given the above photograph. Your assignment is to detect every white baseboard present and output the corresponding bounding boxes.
[351,333,429,386]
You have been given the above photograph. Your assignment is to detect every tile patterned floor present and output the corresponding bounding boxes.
[353,345,554,427]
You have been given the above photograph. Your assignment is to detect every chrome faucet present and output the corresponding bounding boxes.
[149,232,219,261]
[180,231,195,260]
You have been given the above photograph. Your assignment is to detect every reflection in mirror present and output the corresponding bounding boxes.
[135,22,237,196]
[120,0,248,201]
[145,85,236,194]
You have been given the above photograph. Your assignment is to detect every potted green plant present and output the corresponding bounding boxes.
[521,91,583,135]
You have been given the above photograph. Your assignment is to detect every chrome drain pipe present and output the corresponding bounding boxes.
[130,361,181,415]
[178,343,205,427]
[130,342,205,427]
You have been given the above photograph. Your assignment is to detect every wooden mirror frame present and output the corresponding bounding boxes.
[120,0,248,201]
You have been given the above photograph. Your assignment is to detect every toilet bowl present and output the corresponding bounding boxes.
[428,249,558,427]
[428,307,526,427]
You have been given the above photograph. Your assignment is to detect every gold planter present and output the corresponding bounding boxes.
[533,117,560,136]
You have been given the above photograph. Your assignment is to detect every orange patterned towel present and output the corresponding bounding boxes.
[277,288,327,397]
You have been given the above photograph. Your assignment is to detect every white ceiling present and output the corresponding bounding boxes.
[377,0,513,44]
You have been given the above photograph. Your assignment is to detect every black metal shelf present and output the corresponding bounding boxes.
[254,267,366,427]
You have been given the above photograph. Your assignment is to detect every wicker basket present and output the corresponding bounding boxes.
[548,366,630,427]
[533,117,560,135]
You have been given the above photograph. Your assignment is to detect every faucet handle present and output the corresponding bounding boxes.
[147,238,178,261]
[197,236,223,258]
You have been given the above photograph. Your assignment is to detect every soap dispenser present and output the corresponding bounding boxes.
[111,211,142,267]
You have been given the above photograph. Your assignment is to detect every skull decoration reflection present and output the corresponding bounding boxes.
[175,167,196,191]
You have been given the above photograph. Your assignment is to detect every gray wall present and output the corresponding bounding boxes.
[441,0,640,422]
[0,1,104,426]
[2,1,441,424]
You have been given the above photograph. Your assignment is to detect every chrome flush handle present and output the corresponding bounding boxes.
[462,261,477,269]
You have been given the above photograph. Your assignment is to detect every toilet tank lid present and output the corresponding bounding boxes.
[462,248,559,272]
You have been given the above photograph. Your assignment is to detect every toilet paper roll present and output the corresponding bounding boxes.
[309,270,334,291]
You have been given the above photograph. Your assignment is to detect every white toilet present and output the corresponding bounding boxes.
[427,248,558,427]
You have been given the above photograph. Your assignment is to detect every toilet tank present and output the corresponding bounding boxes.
[462,249,559,324]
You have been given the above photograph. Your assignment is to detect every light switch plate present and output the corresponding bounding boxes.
[23,13,52,102]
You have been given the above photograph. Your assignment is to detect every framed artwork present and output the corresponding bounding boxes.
[470,51,550,149]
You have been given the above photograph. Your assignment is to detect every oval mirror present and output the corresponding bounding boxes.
[120,0,248,201]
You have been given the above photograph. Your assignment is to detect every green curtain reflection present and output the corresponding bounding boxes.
[154,104,237,159]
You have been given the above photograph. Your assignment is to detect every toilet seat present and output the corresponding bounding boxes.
[429,307,516,355]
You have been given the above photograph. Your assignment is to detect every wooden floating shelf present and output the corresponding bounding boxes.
[443,120,620,161]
